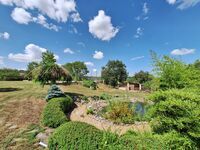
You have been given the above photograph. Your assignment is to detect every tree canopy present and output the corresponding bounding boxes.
[101,60,128,87]
[128,70,153,84]
[63,61,89,81]
[33,51,71,86]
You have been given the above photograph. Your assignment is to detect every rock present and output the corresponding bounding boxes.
[36,133,48,142]
[9,125,17,130]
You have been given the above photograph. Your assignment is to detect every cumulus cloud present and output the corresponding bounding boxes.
[166,0,200,9]
[8,44,58,62]
[131,56,145,61]
[11,7,59,31]
[89,10,119,41]
[171,48,195,55]
[11,7,32,24]
[134,27,143,38]
[0,0,81,22]
[0,32,10,40]
[93,51,104,59]
[64,48,74,54]
[93,68,97,72]
[84,62,94,67]
[0,56,4,64]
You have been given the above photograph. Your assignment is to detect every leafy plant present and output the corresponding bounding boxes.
[100,93,112,100]
[45,84,66,101]
[41,97,73,128]
[83,79,97,90]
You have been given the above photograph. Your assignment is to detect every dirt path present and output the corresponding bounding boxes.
[70,102,150,135]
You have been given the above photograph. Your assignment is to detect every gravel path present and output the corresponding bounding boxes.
[70,102,150,135]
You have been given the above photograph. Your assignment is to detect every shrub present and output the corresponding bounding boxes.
[41,97,73,128]
[48,122,104,150]
[100,93,112,100]
[149,89,200,148]
[83,80,97,90]
[45,84,66,101]
[103,101,135,124]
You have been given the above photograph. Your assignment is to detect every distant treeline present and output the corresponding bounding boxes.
[0,68,26,81]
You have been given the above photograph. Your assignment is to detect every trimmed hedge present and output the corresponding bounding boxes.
[45,84,66,101]
[48,122,104,150]
[42,97,73,128]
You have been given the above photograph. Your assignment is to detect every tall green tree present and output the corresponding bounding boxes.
[63,61,89,81]
[101,60,128,87]
[193,59,200,70]
[128,70,153,84]
[152,52,200,90]
[33,51,71,86]
[26,62,39,80]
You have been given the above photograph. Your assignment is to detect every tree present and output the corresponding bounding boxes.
[128,71,153,84]
[63,61,89,81]
[33,51,71,86]
[193,59,200,70]
[151,52,200,90]
[26,62,39,80]
[101,60,128,87]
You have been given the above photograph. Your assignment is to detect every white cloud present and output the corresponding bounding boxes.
[0,0,81,23]
[0,32,10,40]
[166,0,200,9]
[135,2,149,21]
[171,48,195,55]
[11,7,32,24]
[0,56,4,64]
[131,56,145,61]
[64,48,74,54]
[34,14,60,32]
[143,2,149,14]
[134,27,143,38]
[84,62,94,67]
[8,43,58,62]
[68,25,78,34]
[93,51,104,59]
[71,13,82,22]
[88,10,119,41]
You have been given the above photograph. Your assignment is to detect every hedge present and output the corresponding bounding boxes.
[48,122,104,150]
[41,97,73,128]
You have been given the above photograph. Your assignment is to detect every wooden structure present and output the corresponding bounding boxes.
[119,82,142,91]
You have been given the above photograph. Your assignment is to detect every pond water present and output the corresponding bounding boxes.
[133,102,147,116]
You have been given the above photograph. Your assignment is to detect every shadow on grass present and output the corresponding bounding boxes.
[0,88,22,92]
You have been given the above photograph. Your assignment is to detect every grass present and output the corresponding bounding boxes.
[0,81,148,149]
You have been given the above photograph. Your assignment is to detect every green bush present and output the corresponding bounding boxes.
[42,97,73,128]
[48,122,104,150]
[149,89,200,148]
[83,80,97,90]
[102,101,135,124]
[100,93,112,100]
[0,68,24,81]
[45,84,66,101]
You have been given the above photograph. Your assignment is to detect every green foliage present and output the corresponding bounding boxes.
[100,93,112,100]
[33,51,71,86]
[87,107,94,115]
[0,68,24,81]
[149,89,200,148]
[41,97,73,128]
[48,122,104,150]
[128,70,153,84]
[45,84,66,101]
[152,53,200,90]
[101,60,128,87]
[193,59,200,70]
[82,79,97,90]
[63,61,89,81]
[103,101,135,124]
[26,62,39,80]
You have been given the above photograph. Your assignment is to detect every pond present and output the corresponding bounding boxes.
[133,102,147,116]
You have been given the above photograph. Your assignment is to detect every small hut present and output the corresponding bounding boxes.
[119,82,142,91]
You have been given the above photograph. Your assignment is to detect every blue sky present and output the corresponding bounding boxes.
[0,0,200,76]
